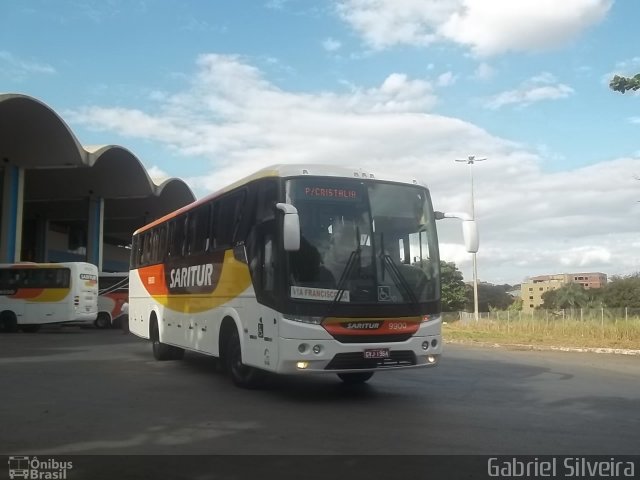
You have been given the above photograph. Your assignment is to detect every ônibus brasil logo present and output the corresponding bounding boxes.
[7,456,73,479]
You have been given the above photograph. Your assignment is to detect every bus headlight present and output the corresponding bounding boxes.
[283,314,324,325]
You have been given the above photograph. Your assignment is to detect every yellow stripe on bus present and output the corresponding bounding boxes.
[150,250,253,313]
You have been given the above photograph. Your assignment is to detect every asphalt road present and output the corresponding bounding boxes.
[1,327,639,456]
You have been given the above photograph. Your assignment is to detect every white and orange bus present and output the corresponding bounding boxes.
[96,272,129,329]
[0,262,98,333]
[128,164,477,387]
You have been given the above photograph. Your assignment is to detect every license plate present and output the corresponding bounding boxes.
[364,348,390,359]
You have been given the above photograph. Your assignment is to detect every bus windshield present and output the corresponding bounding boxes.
[286,178,440,305]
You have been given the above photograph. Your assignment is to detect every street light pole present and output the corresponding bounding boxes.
[455,155,486,322]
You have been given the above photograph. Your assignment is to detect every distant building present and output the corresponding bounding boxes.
[520,272,607,312]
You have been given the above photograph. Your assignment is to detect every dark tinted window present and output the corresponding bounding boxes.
[0,268,71,289]
[217,191,246,248]
[187,204,211,255]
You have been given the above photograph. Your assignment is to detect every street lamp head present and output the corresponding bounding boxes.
[455,155,487,165]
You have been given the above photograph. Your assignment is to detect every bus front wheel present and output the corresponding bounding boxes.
[337,372,374,384]
[225,328,265,389]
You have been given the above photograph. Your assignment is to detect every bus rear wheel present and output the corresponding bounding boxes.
[151,321,184,361]
[337,372,374,384]
[225,328,265,389]
[0,311,18,333]
[94,312,111,329]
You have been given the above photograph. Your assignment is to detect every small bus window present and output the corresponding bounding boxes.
[187,205,211,255]
[217,191,246,248]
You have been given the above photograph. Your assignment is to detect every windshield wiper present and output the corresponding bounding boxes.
[378,234,420,314]
[327,227,361,317]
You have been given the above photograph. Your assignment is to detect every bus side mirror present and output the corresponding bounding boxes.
[276,203,300,251]
[462,220,479,253]
[435,211,479,253]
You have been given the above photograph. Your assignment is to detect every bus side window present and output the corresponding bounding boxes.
[150,228,160,264]
[167,221,176,257]
[59,269,70,288]
[187,205,210,256]
[168,216,186,258]
[142,233,151,266]
[217,191,246,248]
[263,235,274,292]
[158,225,168,262]
[130,236,138,268]
[256,180,277,223]
[210,202,218,250]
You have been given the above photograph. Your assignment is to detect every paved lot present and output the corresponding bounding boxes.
[1,326,639,456]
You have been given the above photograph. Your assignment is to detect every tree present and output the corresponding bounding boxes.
[466,282,515,311]
[439,261,467,311]
[601,273,640,308]
[609,74,640,93]
[540,283,590,309]
[507,297,523,312]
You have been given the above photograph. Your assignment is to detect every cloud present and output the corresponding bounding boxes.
[473,62,495,81]
[0,51,56,80]
[147,165,171,184]
[67,54,640,284]
[436,71,457,87]
[322,37,342,52]
[484,73,574,109]
[335,0,612,56]
[438,0,612,56]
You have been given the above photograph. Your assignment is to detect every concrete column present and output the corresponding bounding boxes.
[0,165,25,263]
[87,196,104,271]
[35,217,49,262]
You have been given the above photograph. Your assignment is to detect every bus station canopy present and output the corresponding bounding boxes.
[0,93,195,246]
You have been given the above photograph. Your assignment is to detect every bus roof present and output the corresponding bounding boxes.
[133,164,429,235]
[0,262,97,269]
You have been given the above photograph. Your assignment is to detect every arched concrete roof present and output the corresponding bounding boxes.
[0,93,195,243]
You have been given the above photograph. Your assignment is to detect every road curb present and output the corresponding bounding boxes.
[446,339,640,356]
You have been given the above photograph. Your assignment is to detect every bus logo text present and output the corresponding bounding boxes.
[345,322,381,330]
[169,264,214,289]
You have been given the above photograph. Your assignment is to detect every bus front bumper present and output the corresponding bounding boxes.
[274,335,442,374]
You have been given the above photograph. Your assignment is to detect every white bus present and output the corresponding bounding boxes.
[128,164,477,387]
[0,262,99,333]
[96,272,129,329]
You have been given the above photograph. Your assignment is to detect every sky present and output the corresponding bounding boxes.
[1,0,639,285]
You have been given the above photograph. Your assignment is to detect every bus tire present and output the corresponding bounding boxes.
[94,312,111,329]
[337,372,374,384]
[150,320,182,361]
[20,325,41,333]
[0,311,18,333]
[225,327,265,389]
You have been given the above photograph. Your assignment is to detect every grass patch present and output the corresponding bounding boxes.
[443,318,640,350]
